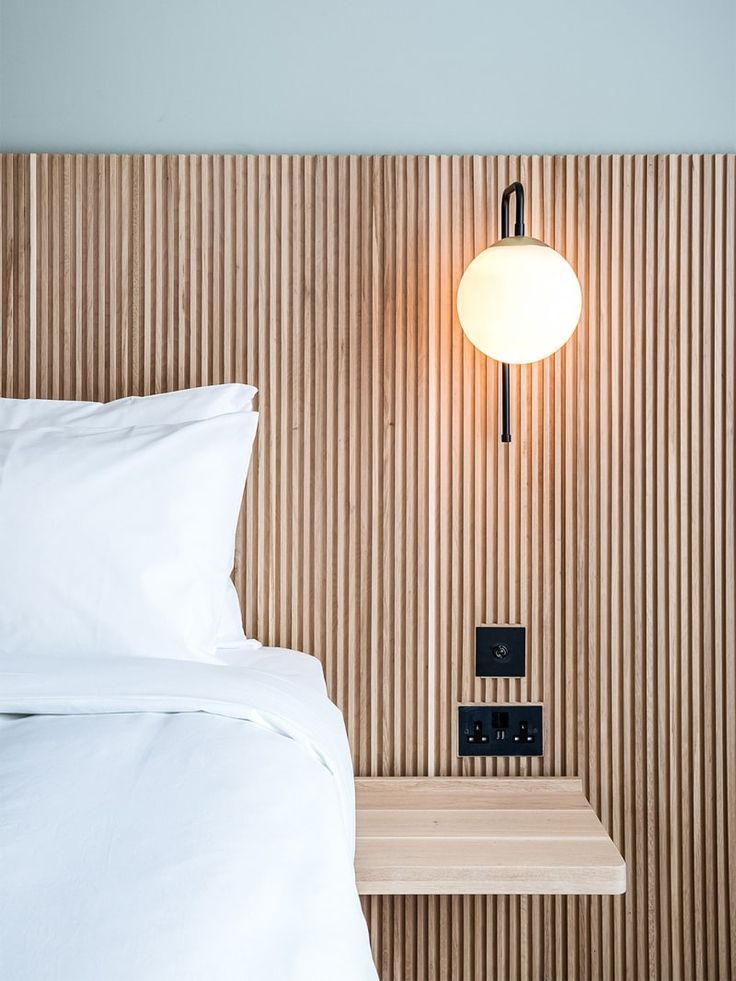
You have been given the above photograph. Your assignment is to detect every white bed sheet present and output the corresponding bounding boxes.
[0,650,376,981]
[214,642,329,696]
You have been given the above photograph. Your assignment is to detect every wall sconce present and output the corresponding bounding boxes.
[456,182,582,442]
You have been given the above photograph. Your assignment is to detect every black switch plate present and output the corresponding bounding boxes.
[475,624,525,677]
[458,703,543,757]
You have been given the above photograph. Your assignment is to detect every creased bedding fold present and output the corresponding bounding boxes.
[0,652,356,844]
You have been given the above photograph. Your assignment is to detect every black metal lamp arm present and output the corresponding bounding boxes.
[501,181,526,239]
[499,181,525,442]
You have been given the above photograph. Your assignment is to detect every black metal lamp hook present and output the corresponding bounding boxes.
[498,181,526,442]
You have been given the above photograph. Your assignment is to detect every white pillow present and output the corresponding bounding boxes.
[0,384,257,646]
[0,413,258,663]
[0,383,257,428]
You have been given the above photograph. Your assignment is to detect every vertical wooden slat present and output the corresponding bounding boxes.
[724,154,736,981]
[0,154,32,395]
[2,151,734,981]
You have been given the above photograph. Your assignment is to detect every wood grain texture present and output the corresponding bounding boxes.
[355,778,626,895]
[1,152,734,980]
[0,154,32,396]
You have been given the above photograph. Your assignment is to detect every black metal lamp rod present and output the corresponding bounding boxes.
[499,181,525,443]
[501,362,511,443]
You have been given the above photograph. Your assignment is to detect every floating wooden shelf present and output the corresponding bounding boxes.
[354,777,626,896]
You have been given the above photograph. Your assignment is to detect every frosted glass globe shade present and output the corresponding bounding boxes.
[456,237,582,365]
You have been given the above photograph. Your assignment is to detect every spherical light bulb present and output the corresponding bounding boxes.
[456,237,582,365]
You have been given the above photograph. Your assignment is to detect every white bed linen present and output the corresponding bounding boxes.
[0,413,258,663]
[0,651,377,981]
[216,643,327,695]
[0,384,258,428]
[0,384,258,648]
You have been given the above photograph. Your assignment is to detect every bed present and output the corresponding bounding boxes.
[0,646,377,980]
[0,386,377,980]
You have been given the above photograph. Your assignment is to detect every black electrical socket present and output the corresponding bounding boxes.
[458,703,543,757]
[475,624,525,678]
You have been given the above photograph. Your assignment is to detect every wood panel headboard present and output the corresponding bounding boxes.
[1,152,734,981]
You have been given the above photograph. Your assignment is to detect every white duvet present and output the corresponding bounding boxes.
[0,650,377,981]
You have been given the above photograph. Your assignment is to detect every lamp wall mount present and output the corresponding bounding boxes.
[499,181,525,443]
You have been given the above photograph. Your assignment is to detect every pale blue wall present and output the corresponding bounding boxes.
[1,0,734,153]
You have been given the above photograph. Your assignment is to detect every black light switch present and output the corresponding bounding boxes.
[475,624,525,677]
[491,710,509,729]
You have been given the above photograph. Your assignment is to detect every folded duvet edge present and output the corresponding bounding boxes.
[0,652,356,851]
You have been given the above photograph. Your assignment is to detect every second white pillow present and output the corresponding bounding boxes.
[0,383,258,647]
[0,412,258,663]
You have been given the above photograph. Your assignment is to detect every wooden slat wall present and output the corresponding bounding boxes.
[1,152,734,981]
[0,155,32,396]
